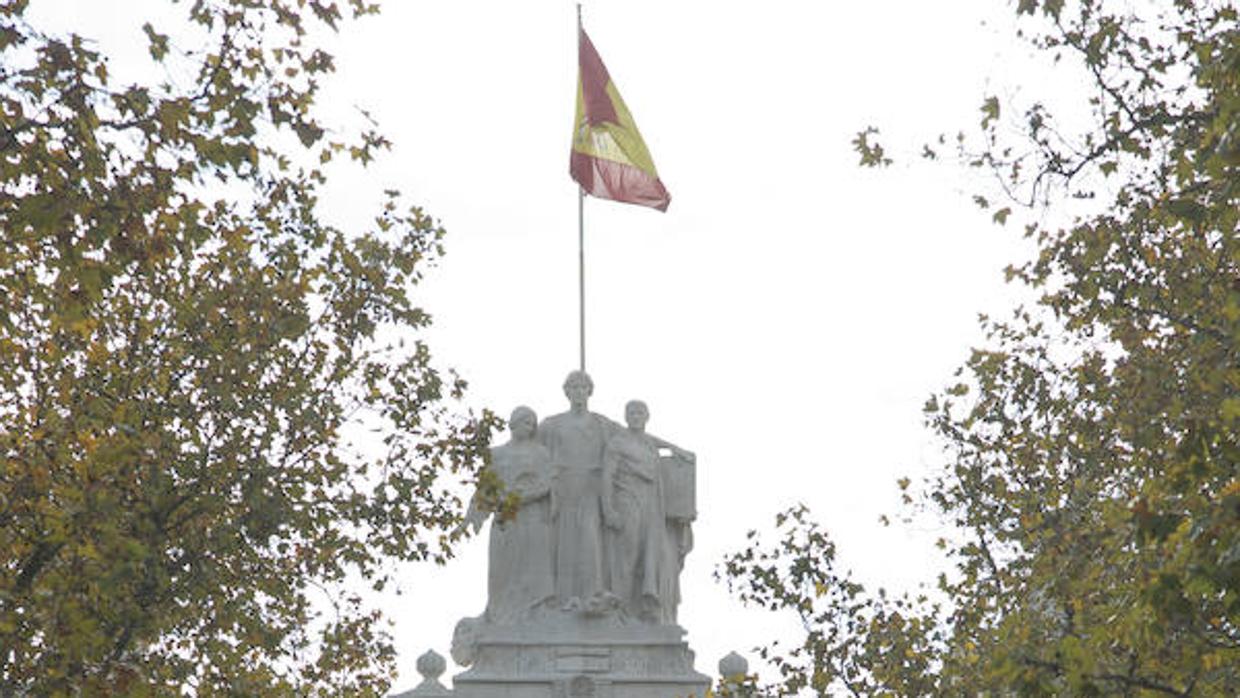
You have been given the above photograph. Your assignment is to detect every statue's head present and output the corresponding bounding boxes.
[508,405,537,440]
[624,399,649,431]
[563,370,593,409]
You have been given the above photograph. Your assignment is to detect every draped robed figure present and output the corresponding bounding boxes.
[602,399,696,624]
[465,406,555,624]
[536,370,620,607]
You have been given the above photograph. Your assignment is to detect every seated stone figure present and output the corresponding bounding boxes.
[464,405,555,624]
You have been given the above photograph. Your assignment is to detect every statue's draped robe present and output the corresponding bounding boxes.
[537,411,616,603]
[603,430,667,620]
[662,502,693,623]
[484,441,554,623]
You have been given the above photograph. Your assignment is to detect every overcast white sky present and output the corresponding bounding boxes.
[35,0,1055,691]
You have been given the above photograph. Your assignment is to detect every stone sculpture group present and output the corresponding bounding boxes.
[436,370,711,697]
[460,370,696,635]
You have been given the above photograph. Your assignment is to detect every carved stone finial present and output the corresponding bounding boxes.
[718,651,749,679]
[417,649,446,680]
[409,648,451,696]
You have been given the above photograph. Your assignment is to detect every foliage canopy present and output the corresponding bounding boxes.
[725,1,1239,695]
[1,1,496,694]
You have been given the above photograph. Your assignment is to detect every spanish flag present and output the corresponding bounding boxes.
[570,27,671,212]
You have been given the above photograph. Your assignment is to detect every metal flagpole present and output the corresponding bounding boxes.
[577,3,586,373]
[577,183,582,374]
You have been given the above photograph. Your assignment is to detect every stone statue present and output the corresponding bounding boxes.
[535,370,620,609]
[464,406,555,624]
[442,373,712,698]
[601,400,665,621]
[602,400,695,624]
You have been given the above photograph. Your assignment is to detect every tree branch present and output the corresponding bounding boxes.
[1023,656,1191,697]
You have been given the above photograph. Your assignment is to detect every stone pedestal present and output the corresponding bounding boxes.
[452,617,709,698]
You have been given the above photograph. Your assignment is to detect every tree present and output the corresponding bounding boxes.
[725,1,1239,695]
[0,1,498,694]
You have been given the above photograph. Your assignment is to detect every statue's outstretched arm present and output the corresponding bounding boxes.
[646,433,695,464]
[597,413,623,437]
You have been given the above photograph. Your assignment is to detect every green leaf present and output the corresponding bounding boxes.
[141,22,168,61]
[980,96,1000,129]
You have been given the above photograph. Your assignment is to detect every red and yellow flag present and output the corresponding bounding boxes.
[570,28,670,212]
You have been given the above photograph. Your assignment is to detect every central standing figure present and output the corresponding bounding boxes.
[537,370,619,609]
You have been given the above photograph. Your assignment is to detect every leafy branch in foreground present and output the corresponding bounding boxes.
[0,1,500,695]
[720,505,943,697]
[749,1,1239,695]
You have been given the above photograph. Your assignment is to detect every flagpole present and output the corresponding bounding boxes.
[578,187,585,372]
[576,3,586,373]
